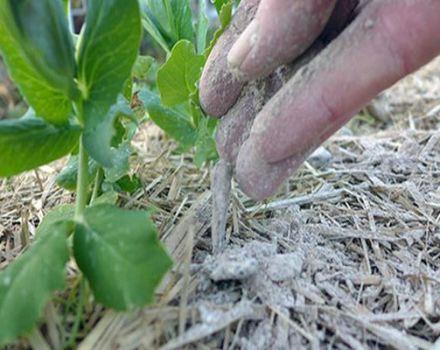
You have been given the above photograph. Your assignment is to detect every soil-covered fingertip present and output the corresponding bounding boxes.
[199,0,260,117]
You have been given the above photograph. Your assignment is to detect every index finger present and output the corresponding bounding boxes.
[236,0,440,199]
[199,0,260,117]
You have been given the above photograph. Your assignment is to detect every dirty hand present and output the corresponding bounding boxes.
[199,0,440,200]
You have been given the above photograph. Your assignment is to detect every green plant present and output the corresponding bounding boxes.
[0,0,172,345]
[139,0,236,167]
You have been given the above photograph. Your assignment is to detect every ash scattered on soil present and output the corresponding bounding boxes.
[166,113,440,349]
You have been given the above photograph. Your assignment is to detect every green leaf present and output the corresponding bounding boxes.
[92,191,119,206]
[0,0,77,124]
[170,0,194,43]
[115,175,142,194]
[212,0,226,13]
[56,156,99,191]
[142,0,194,49]
[157,40,205,107]
[218,1,233,28]
[196,0,210,54]
[0,221,71,344]
[73,205,172,310]
[103,141,132,183]
[62,0,69,14]
[132,56,155,81]
[83,96,133,167]
[36,205,75,234]
[213,0,225,13]
[123,78,133,101]
[84,96,137,183]
[205,1,234,56]
[142,0,170,36]
[139,89,197,147]
[0,113,81,177]
[141,13,171,54]
[77,0,141,162]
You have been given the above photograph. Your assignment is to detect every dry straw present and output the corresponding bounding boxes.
[1,58,440,349]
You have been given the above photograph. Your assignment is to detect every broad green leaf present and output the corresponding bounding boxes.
[103,142,132,183]
[142,0,194,49]
[157,40,205,107]
[0,0,77,124]
[83,96,133,167]
[141,14,171,54]
[142,0,170,35]
[77,0,141,164]
[0,114,81,177]
[36,205,75,234]
[0,221,71,344]
[7,0,77,95]
[139,89,197,147]
[112,117,138,147]
[170,0,194,43]
[73,205,173,310]
[196,0,210,54]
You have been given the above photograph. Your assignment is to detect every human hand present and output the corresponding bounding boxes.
[200,0,440,200]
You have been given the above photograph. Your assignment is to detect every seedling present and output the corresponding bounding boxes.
[139,0,237,252]
[0,0,172,345]
[139,0,236,167]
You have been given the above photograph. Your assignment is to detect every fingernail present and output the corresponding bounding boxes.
[228,20,258,71]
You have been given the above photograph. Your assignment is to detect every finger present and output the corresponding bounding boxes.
[320,0,361,43]
[217,44,324,164]
[199,0,260,117]
[254,0,440,163]
[227,0,338,81]
[215,81,263,163]
[235,138,311,201]
[237,0,440,199]
[216,68,287,163]
[235,107,342,200]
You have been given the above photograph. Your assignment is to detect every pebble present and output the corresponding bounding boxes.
[307,146,332,168]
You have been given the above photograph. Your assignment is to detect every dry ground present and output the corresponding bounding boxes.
[1,57,440,349]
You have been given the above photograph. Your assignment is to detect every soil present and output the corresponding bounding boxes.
[1,58,440,350]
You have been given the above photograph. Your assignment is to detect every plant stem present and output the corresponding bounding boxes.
[75,137,89,220]
[61,277,86,350]
[90,167,104,204]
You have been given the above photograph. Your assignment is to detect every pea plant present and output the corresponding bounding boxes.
[138,0,236,166]
[0,0,172,345]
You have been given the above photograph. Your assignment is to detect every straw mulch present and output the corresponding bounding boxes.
[1,57,440,349]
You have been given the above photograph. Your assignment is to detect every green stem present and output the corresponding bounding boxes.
[75,137,89,220]
[189,100,201,129]
[90,167,104,204]
[61,277,86,350]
